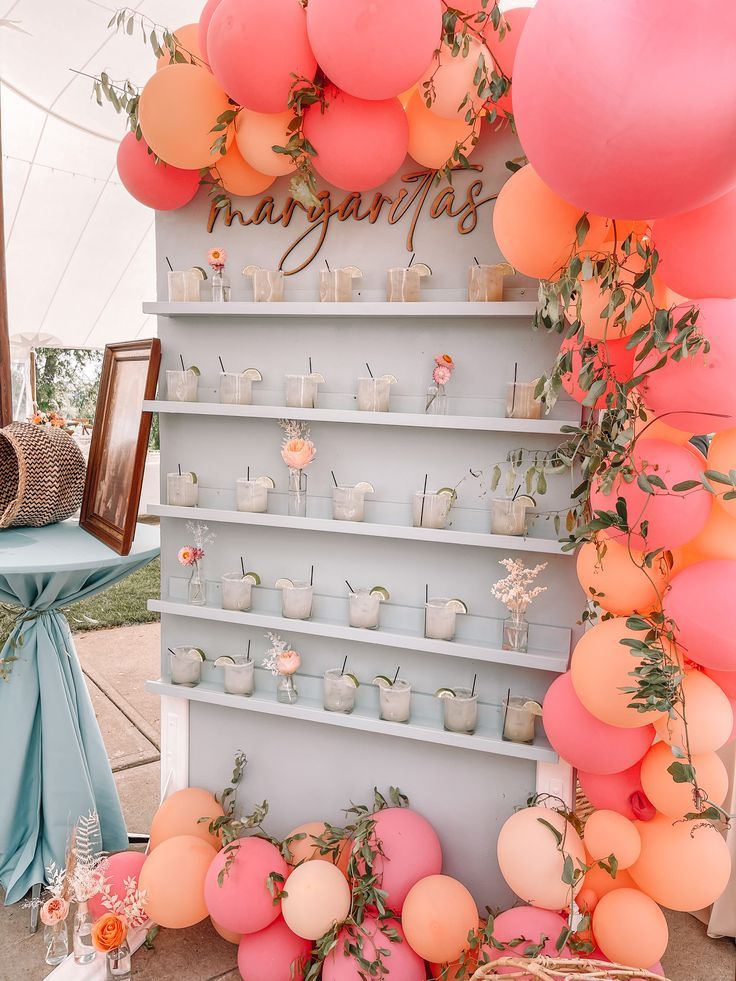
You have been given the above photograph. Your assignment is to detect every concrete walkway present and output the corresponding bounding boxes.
[0,622,733,980]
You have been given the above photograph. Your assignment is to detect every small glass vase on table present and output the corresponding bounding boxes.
[280,420,316,518]
[425,354,456,416]
[92,914,132,980]
[39,895,70,967]
[73,900,96,964]
[491,558,548,655]
[262,632,300,704]
[208,247,230,302]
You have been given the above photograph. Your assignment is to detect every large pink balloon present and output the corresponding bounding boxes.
[513,0,736,219]
[204,837,287,935]
[486,7,532,113]
[577,765,654,823]
[198,0,223,64]
[208,0,317,113]
[664,561,736,670]
[89,851,146,920]
[589,439,711,551]
[543,673,655,774]
[303,89,408,192]
[482,907,569,969]
[117,134,200,211]
[654,186,736,299]
[237,916,311,981]
[322,917,425,981]
[371,807,443,913]
[306,0,441,101]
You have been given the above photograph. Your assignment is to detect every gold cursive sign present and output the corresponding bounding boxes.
[207,167,499,275]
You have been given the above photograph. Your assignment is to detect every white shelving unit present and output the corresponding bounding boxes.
[143,300,539,318]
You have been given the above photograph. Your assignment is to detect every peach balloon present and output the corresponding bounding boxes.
[211,918,241,945]
[406,92,479,170]
[156,24,206,70]
[640,742,729,819]
[281,861,351,941]
[707,428,736,519]
[592,889,668,968]
[582,863,635,902]
[675,503,736,567]
[704,666,736,699]
[235,109,296,178]
[149,787,224,851]
[138,835,216,929]
[570,618,665,729]
[577,256,651,341]
[428,919,485,980]
[497,807,585,910]
[402,875,478,964]
[583,811,641,870]
[139,64,232,170]
[575,887,599,914]
[421,37,490,121]
[285,821,350,876]
[213,142,275,197]
[654,670,733,754]
[630,814,732,911]
[576,539,669,616]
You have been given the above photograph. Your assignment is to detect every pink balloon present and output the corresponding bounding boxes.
[654,186,736,299]
[88,851,146,920]
[704,666,736,698]
[639,299,736,433]
[303,89,408,192]
[543,673,655,775]
[421,37,491,121]
[237,916,312,981]
[664,560,736,670]
[513,0,736,219]
[486,7,532,114]
[306,0,441,101]
[589,439,712,551]
[322,917,425,981]
[116,133,200,211]
[371,807,443,913]
[482,906,569,970]
[197,0,223,64]
[559,335,635,408]
[577,765,655,823]
[204,837,287,935]
[208,0,317,113]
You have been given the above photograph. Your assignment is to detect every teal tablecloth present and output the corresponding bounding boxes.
[0,520,160,905]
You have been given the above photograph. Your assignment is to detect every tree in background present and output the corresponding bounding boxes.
[35,348,102,420]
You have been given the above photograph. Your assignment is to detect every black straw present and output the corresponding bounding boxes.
[331,470,338,487]
[325,259,331,271]
[419,473,429,527]
[180,354,185,371]
[309,357,313,374]
[218,356,226,373]
[392,666,400,685]
[240,556,245,576]
[168,648,177,656]
[246,639,251,663]
[425,583,429,603]
[340,655,348,676]
[408,253,415,268]
[365,362,374,378]
[502,686,511,734]
[310,564,314,586]
[510,361,518,415]
[471,673,477,697]
[512,484,521,501]
[473,256,480,266]
[247,466,250,481]
[178,463,181,476]
[166,257,173,271]
[345,579,355,594]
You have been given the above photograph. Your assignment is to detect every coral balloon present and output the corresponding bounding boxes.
[577,764,652,822]
[675,502,736,567]
[570,619,665,729]
[139,64,231,170]
[640,742,729,819]
[213,142,275,197]
[281,861,351,941]
[306,0,442,102]
[204,837,287,935]
[707,428,736,519]
[654,186,736,299]
[139,835,215,929]
[370,807,443,913]
[583,811,641,870]
[653,670,733,754]
[116,133,200,211]
[589,439,711,551]
[582,864,635,903]
[639,299,736,434]
[322,917,425,981]
[704,666,736,699]
[482,907,569,970]
[89,851,145,920]
[237,916,312,981]
[576,539,668,617]
[402,875,478,964]
[207,0,316,114]
[198,0,223,64]
[303,89,408,192]
[576,256,651,341]
[428,920,485,980]
[497,807,585,910]
[664,560,736,670]
[560,335,635,409]
[211,918,241,945]
[149,787,224,851]
[493,166,606,280]
[421,37,491,120]
[406,92,479,170]
[486,7,532,113]
[513,0,736,219]
[235,109,296,178]
[156,25,206,70]
[543,673,655,774]
[630,814,731,911]
[592,890,668,968]
[284,821,349,876]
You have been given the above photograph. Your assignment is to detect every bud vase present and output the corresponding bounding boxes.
[73,901,96,964]
[288,468,307,518]
[106,940,132,980]
[425,383,447,415]
[277,674,298,704]
[188,560,206,606]
[211,268,230,302]
[502,615,529,653]
[44,922,69,966]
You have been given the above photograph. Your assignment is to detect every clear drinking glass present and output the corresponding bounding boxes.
[169,647,203,687]
[223,659,255,696]
[443,687,478,734]
[424,599,457,641]
[166,473,198,507]
[357,377,391,412]
[252,269,284,302]
[221,574,253,612]
[106,940,132,980]
[490,498,529,536]
[319,269,354,302]
[167,269,201,302]
[281,581,314,620]
[379,679,412,723]
[285,374,318,408]
[323,669,357,713]
[412,492,452,529]
[502,695,540,744]
[349,589,381,629]
[332,486,366,522]
[219,373,253,405]
[506,381,542,420]
[236,479,269,513]
[386,267,421,302]
[166,369,198,402]
[467,262,513,302]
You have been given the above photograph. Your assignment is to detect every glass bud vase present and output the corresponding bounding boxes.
[188,561,206,606]
[44,922,69,966]
[277,674,298,704]
[73,901,96,965]
[288,468,307,518]
[425,383,447,415]
[211,268,230,302]
[106,940,132,980]
[503,615,529,653]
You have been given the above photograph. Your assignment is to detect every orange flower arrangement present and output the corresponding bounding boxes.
[92,912,128,952]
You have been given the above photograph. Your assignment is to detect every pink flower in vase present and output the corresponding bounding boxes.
[208,247,227,271]
[281,438,316,469]
[40,897,69,926]
[433,364,452,386]
[191,547,205,563]
[276,650,301,675]
[177,546,195,567]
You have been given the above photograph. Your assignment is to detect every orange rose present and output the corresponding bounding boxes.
[281,437,316,470]
[40,896,69,926]
[92,913,128,952]
[276,650,301,675]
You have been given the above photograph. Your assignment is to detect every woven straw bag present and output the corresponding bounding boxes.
[0,422,86,529]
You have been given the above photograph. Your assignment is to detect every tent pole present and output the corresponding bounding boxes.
[0,112,12,426]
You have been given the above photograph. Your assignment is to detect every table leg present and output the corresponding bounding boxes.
[29,882,41,934]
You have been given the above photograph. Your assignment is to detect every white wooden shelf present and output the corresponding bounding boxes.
[145,678,557,763]
[149,596,570,673]
[144,300,538,318]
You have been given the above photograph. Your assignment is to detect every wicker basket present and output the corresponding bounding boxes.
[471,957,668,979]
[0,423,86,529]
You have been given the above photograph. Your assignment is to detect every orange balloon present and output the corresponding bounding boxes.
[235,108,296,178]
[707,428,736,519]
[631,399,693,447]
[421,38,490,120]
[428,919,485,979]
[582,862,635,901]
[592,889,668,968]
[156,24,207,71]
[406,91,479,170]
[577,249,651,340]
[402,875,478,964]
[280,861,351,941]
[576,539,669,616]
[149,788,224,851]
[285,821,350,876]
[640,741,729,819]
[211,917,241,945]
[213,142,275,197]
[575,886,599,914]
[398,86,416,108]
[654,670,733,754]
[139,64,232,170]
[138,835,216,929]
[583,811,641,870]
[570,618,665,729]
[675,502,736,568]
[630,814,731,911]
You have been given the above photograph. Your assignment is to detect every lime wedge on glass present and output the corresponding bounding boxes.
[523,700,544,716]
[355,481,375,495]
[412,262,432,277]
[243,368,263,382]
[188,648,206,661]
[515,495,536,508]
[343,673,360,688]
[186,365,201,376]
[243,572,260,585]
[381,374,398,385]
[275,577,294,589]
[214,655,235,667]
[373,675,393,688]
[446,598,468,614]
[242,264,262,277]
[435,687,456,699]
[188,472,198,484]
[189,266,208,280]
[437,486,457,500]
[342,265,363,279]
[309,372,326,384]
[255,476,276,490]
[370,586,390,602]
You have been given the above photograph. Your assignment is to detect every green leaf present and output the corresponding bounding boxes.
[668,761,696,784]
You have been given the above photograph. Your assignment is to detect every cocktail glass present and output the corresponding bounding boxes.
[349,589,381,629]
[502,695,542,744]
[285,374,322,408]
[332,484,372,522]
[169,647,203,687]
[167,270,201,302]
[467,262,513,302]
[323,668,357,713]
[280,580,314,620]
[442,687,479,734]
[219,373,253,405]
[166,369,198,402]
[490,498,530,536]
[425,598,466,641]
[378,679,412,723]
[235,478,270,513]
[356,377,393,412]
[223,659,255,696]
[166,472,198,507]
[506,381,542,420]
[220,574,253,612]
[412,492,452,529]
[319,267,361,302]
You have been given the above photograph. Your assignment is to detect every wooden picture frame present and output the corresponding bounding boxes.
[80,339,161,555]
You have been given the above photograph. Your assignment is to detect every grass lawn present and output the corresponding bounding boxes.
[65,557,161,631]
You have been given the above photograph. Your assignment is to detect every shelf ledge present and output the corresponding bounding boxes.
[143,300,538,318]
